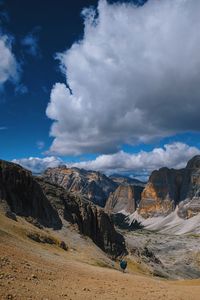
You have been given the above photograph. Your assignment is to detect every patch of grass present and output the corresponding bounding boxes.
[91,260,114,269]
[187,233,200,238]
[125,257,151,275]
[27,232,68,251]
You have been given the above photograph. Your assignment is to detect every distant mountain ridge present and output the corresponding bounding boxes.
[42,166,118,207]
[109,174,146,187]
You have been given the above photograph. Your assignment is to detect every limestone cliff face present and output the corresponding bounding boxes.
[43,166,117,207]
[180,156,200,200]
[105,185,144,214]
[37,178,126,257]
[138,156,200,219]
[178,156,200,218]
[0,159,126,257]
[138,167,184,218]
[0,160,62,229]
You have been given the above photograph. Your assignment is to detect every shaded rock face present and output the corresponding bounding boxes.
[0,160,62,229]
[43,166,117,207]
[110,213,143,231]
[138,156,200,219]
[37,178,126,257]
[178,156,200,218]
[105,185,144,215]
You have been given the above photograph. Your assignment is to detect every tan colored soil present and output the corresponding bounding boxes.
[1,213,200,300]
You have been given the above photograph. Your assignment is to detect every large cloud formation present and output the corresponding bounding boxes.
[46,0,200,155]
[13,143,200,179]
[12,156,62,174]
[0,34,19,87]
[72,142,200,180]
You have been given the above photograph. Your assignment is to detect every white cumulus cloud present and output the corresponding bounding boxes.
[46,0,200,156]
[71,143,200,180]
[13,143,200,180]
[0,34,19,86]
[12,156,63,174]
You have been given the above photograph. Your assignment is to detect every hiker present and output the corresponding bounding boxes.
[120,259,127,273]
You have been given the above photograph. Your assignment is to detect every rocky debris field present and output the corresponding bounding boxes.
[125,229,200,279]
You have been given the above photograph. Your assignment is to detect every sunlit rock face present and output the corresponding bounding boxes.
[138,156,200,219]
[105,185,144,215]
[138,167,184,218]
[42,166,117,207]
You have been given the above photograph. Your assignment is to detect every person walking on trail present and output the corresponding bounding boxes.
[120,259,127,273]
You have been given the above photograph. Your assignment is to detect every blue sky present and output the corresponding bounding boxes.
[1,0,200,178]
[0,0,99,160]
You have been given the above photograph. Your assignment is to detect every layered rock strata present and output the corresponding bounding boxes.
[105,185,144,214]
[43,166,117,207]
[0,160,62,229]
[138,156,200,218]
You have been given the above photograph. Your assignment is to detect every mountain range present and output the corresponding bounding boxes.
[1,155,200,288]
[2,155,200,238]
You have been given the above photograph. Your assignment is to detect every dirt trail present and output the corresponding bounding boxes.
[1,214,200,300]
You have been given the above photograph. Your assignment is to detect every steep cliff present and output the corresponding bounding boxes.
[0,160,62,229]
[43,166,117,207]
[178,156,200,218]
[138,156,200,219]
[36,178,126,256]
[105,184,144,214]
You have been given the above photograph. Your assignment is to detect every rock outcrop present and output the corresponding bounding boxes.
[43,166,117,207]
[36,178,126,256]
[0,160,62,229]
[105,185,144,214]
[138,156,200,218]
[178,156,200,218]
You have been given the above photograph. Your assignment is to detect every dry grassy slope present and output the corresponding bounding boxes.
[1,213,200,300]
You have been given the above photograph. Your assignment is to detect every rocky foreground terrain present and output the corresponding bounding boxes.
[1,212,200,300]
[125,229,200,279]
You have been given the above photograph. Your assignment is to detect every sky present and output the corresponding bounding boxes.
[1,0,200,180]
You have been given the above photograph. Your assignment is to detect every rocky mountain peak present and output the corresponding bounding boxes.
[105,184,144,215]
[42,166,117,207]
[138,155,200,219]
